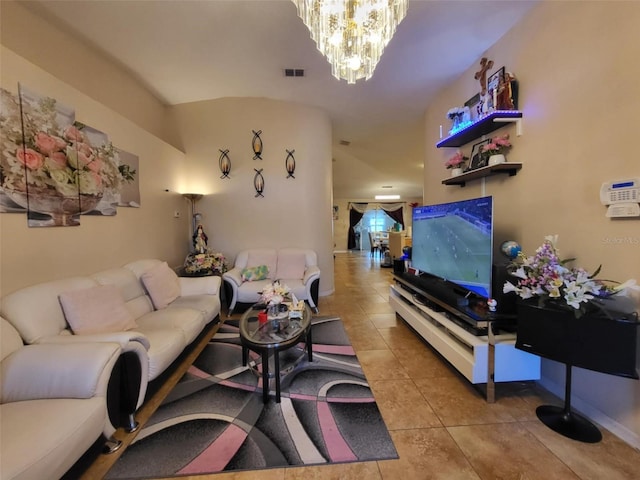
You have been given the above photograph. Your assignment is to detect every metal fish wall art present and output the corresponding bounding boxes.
[285,149,296,178]
[252,130,263,160]
[253,168,264,197]
[218,149,231,179]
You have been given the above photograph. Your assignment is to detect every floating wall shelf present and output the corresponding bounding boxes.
[437,111,523,148]
[442,162,523,187]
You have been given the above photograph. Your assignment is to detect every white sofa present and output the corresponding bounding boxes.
[222,248,320,315]
[1,316,121,480]
[0,258,221,432]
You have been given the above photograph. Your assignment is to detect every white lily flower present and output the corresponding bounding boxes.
[614,279,639,292]
[512,267,528,280]
[544,234,559,246]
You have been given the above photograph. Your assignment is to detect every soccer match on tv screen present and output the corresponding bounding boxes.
[411,196,493,298]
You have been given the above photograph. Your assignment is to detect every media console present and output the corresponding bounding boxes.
[389,274,540,402]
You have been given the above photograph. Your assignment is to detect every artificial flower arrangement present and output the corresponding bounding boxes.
[446,106,471,134]
[482,133,512,157]
[444,151,468,170]
[0,89,134,198]
[183,251,227,275]
[260,280,290,306]
[503,235,638,317]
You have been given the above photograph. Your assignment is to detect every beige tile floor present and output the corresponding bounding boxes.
[98,251,640,480]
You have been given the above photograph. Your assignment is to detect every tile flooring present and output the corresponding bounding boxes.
[94,251,640,480]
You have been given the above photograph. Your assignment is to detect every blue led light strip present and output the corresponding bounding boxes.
[437,110,522,148]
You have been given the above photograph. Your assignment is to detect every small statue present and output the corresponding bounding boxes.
[496,72,517,110]
[487,298,498,312]
[193,224,208,254]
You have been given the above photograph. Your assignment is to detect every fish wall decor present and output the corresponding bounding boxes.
[253,168,264,197]
[285,149,296,178]
[252,130,263,160]
[219,149,231,179]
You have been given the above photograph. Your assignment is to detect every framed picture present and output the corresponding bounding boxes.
[467,139,491,170]
[487,66,505,111]
[464,93,481,122]
[488,67,505,93]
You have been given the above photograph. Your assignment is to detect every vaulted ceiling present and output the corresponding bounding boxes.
[20,0,537,199]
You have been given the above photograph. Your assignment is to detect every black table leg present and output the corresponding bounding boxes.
[261,350,269,403]
[307,327,313,362]
[536,363,602,443]
[242,345,247,366]
[274,351,281,403]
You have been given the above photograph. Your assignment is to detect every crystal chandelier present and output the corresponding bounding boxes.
[292,0,408,84]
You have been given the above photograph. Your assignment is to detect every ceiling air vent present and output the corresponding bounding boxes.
[284,68,305,77]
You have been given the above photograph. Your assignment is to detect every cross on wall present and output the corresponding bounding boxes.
[474,57,494,95]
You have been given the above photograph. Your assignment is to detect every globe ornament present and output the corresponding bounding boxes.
[501,240,522,259]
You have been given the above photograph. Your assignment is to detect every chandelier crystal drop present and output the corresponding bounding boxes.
[292,0,408,84]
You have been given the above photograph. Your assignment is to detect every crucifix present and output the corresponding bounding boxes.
[474,57,494,95]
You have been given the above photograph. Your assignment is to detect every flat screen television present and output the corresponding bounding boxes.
[411,196,493,299]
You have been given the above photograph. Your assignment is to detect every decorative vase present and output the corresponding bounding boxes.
[488,154,506,166]
[267,303,280,318]
[450,167,463,177]
[4,187,103,226]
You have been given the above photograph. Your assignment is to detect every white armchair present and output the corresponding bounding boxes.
[1,317,122,480]
[223,248,320,316]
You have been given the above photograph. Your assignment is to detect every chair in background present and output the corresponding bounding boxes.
[368,232,380,257]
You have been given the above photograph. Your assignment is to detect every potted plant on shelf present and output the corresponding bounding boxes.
[444,151,468,177]
[481,133,512,165]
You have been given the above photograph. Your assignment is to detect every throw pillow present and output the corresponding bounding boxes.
[275,253,307,280]
[241,265,269,282]
[59,284,138,335]
[141,261,181,309]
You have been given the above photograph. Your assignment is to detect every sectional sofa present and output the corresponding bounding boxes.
[1,316,122,480]
[0,258,222,435]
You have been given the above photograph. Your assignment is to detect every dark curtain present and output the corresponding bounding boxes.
[384,206,404,229]
[348,207,365,250]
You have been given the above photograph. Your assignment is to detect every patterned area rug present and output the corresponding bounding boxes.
[107,316,398,478]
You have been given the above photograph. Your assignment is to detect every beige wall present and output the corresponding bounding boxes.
[169,97,335,295]
[424,1,640,444]
[0,1,181,150]
[0,48,191,295]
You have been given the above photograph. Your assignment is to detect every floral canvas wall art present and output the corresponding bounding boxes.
[0,84,138,226]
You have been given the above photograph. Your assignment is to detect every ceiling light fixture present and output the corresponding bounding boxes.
[375,194,400,200]
[291,0,408,84]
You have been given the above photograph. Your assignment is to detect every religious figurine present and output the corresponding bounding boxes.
[496,72,517,110]
[193,224,208,254]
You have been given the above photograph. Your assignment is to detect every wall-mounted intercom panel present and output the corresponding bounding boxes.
[600,178,640,218]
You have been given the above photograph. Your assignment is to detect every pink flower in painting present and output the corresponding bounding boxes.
[76,142,93,157]
[86,157,103,172]
[49,151,68,168]
[34,132,66,155]
[16,147,45,170]
[63,125,85,142]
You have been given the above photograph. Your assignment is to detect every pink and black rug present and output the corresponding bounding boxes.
[107,316,398,478]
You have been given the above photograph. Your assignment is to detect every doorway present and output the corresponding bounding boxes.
[356,208,396,252]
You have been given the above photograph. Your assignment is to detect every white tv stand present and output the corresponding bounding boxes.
[389,275,540,402]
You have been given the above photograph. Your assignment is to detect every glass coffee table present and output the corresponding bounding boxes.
[239,303,313,403]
